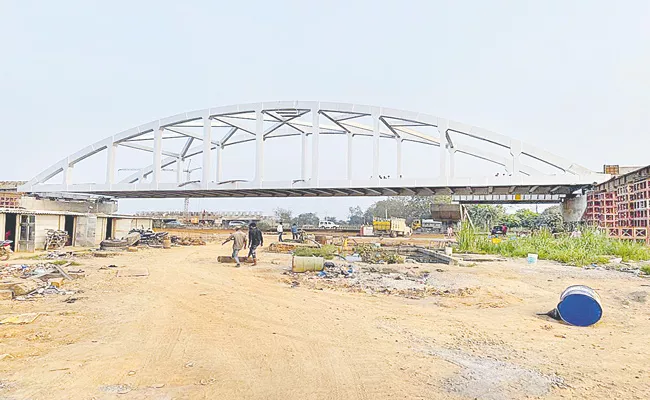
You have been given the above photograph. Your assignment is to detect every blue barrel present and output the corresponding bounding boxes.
[556,285,602,327]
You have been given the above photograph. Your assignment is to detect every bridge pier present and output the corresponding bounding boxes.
[561,195,587,223]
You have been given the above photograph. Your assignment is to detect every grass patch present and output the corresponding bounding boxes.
[458,224,650,266]
[641,265,650,275]
[293,245,337,260]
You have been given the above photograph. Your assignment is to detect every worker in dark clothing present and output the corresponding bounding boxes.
[247,222,264,266]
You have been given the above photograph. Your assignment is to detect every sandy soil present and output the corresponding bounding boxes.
[1,240,649,400]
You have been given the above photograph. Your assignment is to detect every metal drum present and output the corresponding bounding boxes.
[292,256,324,273]
[557,285,603,327]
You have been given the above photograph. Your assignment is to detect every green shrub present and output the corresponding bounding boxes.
[354,244,404,264]
[293,245,337,260]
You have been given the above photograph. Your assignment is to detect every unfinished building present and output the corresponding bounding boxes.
[0,182,152,251]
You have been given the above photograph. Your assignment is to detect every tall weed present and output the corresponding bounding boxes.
[457,225,650,266]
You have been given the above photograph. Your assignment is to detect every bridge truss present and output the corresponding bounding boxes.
[20,101,608,198]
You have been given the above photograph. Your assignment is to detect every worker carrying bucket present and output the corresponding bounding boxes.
[540,285,603,327]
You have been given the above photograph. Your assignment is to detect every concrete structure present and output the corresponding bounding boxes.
[583,165,650,243]
[20,101,609,199]
[0,183,151,252]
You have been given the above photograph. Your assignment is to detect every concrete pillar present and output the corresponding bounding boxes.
[311,106,319,185]
[561,195,587,222]
[106,143,116,185]
[202,114,212,188]
[153,127,163,184]
[255,109,264,184]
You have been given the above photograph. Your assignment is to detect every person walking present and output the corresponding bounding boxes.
[222,226,247,267]
[291,223,298,240]
[247,222,264,266]
[277,222,284,242]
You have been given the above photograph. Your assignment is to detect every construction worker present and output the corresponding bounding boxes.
[291,223,298,240]
[277,222,284,242]
[222,226,247,267]
[247,222,264,266]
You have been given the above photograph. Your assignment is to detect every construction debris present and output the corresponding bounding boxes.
[0,262,81,300]
[284,262,478,300]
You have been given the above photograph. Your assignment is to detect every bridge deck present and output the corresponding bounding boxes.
[52,183,585,199]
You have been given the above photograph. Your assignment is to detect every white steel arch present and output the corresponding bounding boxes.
[20,101,609,198]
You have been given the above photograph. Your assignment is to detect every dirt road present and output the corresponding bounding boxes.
[1,242,649,399]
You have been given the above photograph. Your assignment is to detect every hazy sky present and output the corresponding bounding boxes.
[1,1,649,219]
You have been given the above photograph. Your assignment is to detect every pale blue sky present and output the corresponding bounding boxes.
[1,1,649,218]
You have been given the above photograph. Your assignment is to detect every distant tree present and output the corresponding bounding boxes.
[365,198,408,220]
[273,208,293,224]
[348,206,365,225]
[293,212,319,227]
[537,205,564,232]
[363,196,452,223]
[465,204,507,230]
[513,209,539,228]
[502,213,521,228]
[432,195,452,204]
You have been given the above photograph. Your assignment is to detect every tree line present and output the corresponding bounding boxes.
[270,197,563,232]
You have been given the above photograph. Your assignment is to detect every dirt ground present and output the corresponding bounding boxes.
[1,236,649,400]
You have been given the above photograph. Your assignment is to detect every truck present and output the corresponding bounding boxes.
[411,218,443,233]
[372,218,412,238]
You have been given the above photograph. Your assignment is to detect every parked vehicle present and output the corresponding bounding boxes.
[411,219,443,233]
[318,221,340,229]
[164,220,184,228]
[0,240,13,261]
[373,218,412,237]
[129,228,168,246]
[490,225,508,236]
[228,220,247,228]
